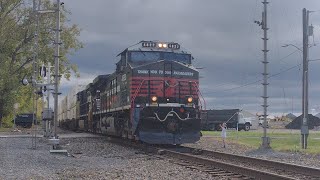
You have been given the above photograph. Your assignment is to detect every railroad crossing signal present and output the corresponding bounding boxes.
[40,65,47,77]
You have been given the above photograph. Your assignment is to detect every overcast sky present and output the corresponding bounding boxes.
[59,0,320,116]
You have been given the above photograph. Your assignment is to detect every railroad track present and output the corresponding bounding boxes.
[68,135,320,179]
[158,146,320,180]
[162,149,292,180]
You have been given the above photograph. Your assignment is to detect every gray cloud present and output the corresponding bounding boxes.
[63,0,320,115]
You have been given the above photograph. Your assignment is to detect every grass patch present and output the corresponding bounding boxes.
[0,127,11,132]
[202,130,320,154]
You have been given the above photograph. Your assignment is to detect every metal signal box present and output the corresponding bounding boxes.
[42,108,53,120]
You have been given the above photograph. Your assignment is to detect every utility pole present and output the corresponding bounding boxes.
[301,8,310,149]
[31,0,55,144]
[26,0,60,149]
[255,0,271,148]
[31,0,40,149]
[30,0,62,149]
[53,0,61,140]
[46,62,51,137]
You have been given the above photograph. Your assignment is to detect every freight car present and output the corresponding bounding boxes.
[58,85,86,131]
[59,40,204,144]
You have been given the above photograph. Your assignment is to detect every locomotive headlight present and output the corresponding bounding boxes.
[187,97,193,103]
[163,43,167,48]
[158,43,163,48]
[151,96,158,102]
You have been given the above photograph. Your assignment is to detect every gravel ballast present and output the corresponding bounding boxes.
[1,129,320,179]
[0,134,218,180]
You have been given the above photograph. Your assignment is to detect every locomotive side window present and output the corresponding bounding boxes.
[117,53,127,72]
[116,61,121,72]
[121,53,126,66]
[115,77,118,95]
[110,81,113,96]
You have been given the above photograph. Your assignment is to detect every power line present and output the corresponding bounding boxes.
[202,47,302,96]
[203,63,301,95]
[278,49,300,63]
[201,41,303,95]
[268,63,301,78]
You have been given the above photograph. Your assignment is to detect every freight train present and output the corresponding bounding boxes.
[58,40,204,144]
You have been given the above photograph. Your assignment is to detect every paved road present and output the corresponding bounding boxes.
[0,133,101,138]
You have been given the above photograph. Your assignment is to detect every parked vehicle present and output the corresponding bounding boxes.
[13,113,36,128]
[258,115,269,128]
[201,109,255,131]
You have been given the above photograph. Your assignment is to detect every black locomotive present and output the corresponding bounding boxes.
[59,41,204,144]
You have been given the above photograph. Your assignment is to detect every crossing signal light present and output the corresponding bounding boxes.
[39,66,47,77]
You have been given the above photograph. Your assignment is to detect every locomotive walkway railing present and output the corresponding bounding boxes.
[130,79,146,106]
[130,79,146,125]
[192,82,206,111]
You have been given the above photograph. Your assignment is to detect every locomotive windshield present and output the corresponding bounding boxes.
[129,51,191,64]
[163,52,191,63]
[130,51,161,61]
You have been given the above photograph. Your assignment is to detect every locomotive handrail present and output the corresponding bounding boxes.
[131,79,146,105]
[154,111,190,122]
[130,79,146,125]
[192,82,206,111]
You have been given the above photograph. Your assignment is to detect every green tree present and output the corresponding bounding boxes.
[0,0,83,127]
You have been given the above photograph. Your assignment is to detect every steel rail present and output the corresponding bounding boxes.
[190,147,320,178]
[102,138,294,179]
[163,149,295,180]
